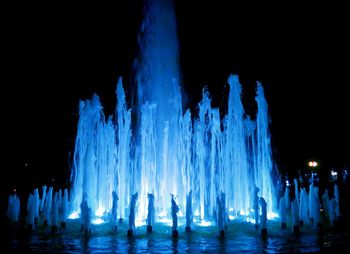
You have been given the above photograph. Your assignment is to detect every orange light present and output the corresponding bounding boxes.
[308,161,318,167]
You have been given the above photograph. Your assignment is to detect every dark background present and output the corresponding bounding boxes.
[1,1,349,197]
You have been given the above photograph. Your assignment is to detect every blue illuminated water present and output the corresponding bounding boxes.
[68,0,277,225]
[3,219,349,253]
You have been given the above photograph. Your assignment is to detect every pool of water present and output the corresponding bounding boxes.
[1,219,349,253]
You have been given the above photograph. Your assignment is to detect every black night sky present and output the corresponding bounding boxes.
[1,1,349,195]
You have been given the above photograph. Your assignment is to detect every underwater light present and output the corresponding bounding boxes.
[95,207,105,217]
[92,218,106,225]
[68,212,79,220]
[198,220,213,227]
[157,217,173,227]
[267,212,279,220]
[239,210,246,216]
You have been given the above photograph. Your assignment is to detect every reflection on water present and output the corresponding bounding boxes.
[1,219,349,253]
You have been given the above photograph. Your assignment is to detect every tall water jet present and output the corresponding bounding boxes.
[223,76,250,216]
[135,0,185,222]
[255,83,276,215]
[115,78,132,220]
[69,92,119,218]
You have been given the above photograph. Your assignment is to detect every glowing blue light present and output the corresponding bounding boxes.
[67,0,277,225]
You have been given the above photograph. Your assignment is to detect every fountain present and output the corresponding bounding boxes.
[3,0,350,252]
[65,0,277,227]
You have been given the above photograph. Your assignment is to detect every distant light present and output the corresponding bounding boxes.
[239,210,246,216]
[13,189,16,192]
[95,207,105,217]
[194,210,200,217]
[308,161,318,167]
[331,170,338,177]
[286,180,290,186]
[68,211,79,219]
[92,218,105,225]
[229,215,235,220]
